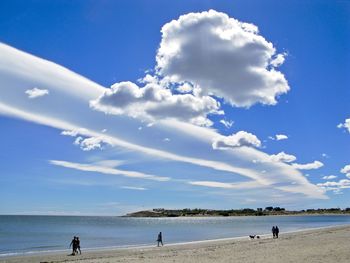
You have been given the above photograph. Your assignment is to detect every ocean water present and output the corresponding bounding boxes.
[1,215,350,256]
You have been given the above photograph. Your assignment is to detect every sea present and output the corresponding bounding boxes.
[1,215,350,257]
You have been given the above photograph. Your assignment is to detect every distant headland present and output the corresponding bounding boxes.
[124,207,350,217]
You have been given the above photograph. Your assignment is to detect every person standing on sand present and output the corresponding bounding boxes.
[272,226,276,238]
[157,232,163,247]
[275,226,279,238]
[76,237,81,254]
[69,236,77,255]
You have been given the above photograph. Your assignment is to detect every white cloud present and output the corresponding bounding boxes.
[219,119,234,128]
[340,164,350,178]
[77,136,113,151]
[121,186,147,191]
[322,175,337,180]
[156,10,289,107]
[50,160,171,182]
[90,81,222,127]
[270,53,286,67]
[176,82,193,93]
[73,136,83,145]
[317,179,350,194]
[61,128,88,137]
[92,160,124,168]
[337,118,350,133]
[0,102,266,184]
[269,152,296,163]
[188,180,260,189]
[62,129,112,151]
[292,161,324,170]
[317,180,350,187]
[0,42,327,200]
[212,131,261,149]
[275,134,288,141]
[25,87,49,99]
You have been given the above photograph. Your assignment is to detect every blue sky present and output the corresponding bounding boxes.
[0,0,349,215]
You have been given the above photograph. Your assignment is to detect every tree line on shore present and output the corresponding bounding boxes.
[125,207,350,217]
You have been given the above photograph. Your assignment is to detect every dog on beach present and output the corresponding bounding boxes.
[249,235,260,239]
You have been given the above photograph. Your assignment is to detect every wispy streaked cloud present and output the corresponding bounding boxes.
[188,180,261,190]
[50,160,171,182]
[121,186,147,191]
[322,175,337,180]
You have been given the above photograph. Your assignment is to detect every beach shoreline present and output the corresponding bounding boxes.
[2,224,350,263]
[1,223,348,258]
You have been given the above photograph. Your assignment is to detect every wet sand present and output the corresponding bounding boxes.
[2,225,350,263]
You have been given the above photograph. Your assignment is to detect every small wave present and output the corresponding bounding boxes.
[27,245,61,249]
[0,248,67,257]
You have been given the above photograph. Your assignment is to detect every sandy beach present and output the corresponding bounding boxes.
[2,225,350,263]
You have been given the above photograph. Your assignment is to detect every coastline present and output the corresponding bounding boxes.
[2,224,350,263]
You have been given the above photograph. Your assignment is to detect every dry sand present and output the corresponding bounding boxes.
[2,225,350,263]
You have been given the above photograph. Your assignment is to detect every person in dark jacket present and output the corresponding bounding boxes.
[76,237,81,254]
[69,236,77,255]
[157,232,163,247]
[272,226,276,238]
[275,226,279,238]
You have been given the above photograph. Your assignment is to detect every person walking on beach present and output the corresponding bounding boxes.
[275,226,279,238]
[69,236,77,255]
[272,226,276,238]
[157,232,163,247]
[76,237,81,254]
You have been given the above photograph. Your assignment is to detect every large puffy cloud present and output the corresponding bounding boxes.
[337,118,350,133]
[90,81,222,126]
[156,10,289,107]
[212,131,261,149]
[291,161,324,170]
[91,10,290,127]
